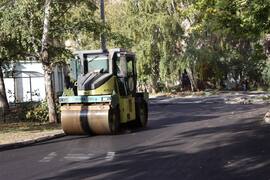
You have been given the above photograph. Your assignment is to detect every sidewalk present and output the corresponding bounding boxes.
[150,91,270,105]
[0,123,65,150]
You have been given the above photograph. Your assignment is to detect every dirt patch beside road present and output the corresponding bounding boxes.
[0,122,63,145]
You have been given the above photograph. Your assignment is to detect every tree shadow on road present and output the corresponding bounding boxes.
[144,103,268,131]
[38,112,270,180]
[17,104,269,150]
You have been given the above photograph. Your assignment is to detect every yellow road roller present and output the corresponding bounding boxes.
[59,48,148,135]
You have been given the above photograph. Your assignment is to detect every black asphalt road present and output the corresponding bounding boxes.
[1,98,270,180]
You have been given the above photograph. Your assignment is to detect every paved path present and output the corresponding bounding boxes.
[1,96,270,180]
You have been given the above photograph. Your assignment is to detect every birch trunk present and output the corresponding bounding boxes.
[41,0,57,123]
[43,65,57,123]
[186,67,198,92]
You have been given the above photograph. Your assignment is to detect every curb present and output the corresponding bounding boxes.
[0,133,66,151]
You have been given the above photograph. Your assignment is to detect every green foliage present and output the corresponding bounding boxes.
[25,101,60,122]
[173,0,269,89]
[26,101,49,122]
[106,0,185,92]
[1,0,270,94]
[0,0,102,122]
[0,0,101,62]
[101,0,270,91]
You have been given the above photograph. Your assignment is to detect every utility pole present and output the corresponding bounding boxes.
[100,0,107,51]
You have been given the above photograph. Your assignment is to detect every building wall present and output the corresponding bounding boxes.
[4,61,65,103]
[4,78,15,102]
[17,62,45,102]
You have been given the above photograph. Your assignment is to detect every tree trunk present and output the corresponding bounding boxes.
[148,26,162,94]
[186,67,198,91]
[150,36,161,94]
[0,66,9,111]
[44,65,58,123]
[150,57,160,94]
[41,0,57,123]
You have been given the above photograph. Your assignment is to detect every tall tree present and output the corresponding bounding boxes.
[0,35,23,111]
[41,0,57,123]
[1,0,100,122]
[38,0,99,123]
[180,0,270,89]
[0,0,26,111]
[105,0,269,91]
[121,0,184,93]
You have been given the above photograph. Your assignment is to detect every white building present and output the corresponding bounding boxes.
[4,61,65,103]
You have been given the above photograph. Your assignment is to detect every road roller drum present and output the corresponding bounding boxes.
[61,104,115,135]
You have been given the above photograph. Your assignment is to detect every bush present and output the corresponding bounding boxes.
[25,101,49,122]
[25,101,60,122]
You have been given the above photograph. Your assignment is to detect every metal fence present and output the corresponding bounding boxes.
[0,107,5,122]
[0,106,21,123]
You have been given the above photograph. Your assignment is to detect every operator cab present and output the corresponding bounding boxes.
[112,50,137,96]
[67,49,137,96]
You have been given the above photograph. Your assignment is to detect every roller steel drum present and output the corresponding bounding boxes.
[61,104,112,135]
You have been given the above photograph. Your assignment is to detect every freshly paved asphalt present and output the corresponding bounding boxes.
[1,97,270,180]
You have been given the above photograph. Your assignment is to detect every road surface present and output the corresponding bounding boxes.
[1,96,270,180]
